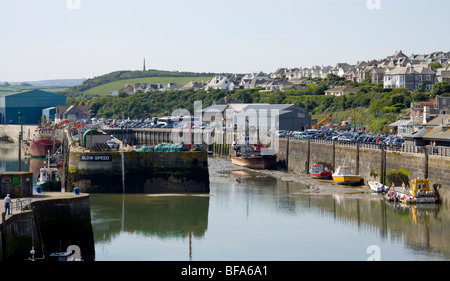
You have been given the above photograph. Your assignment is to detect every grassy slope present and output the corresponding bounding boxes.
[313,107,409,133]
[0,86,68,96]
[83,76,213,96]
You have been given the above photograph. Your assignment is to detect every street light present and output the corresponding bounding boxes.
[18,111,23,171]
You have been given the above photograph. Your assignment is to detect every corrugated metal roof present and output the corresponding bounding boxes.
[404,128,428,139]
[422,126,450,140]
[389,119,412,127]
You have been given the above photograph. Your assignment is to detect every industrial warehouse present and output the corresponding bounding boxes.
[0,89,66,124]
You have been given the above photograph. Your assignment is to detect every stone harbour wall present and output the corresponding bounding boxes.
[277,138,450,205]
[66,151,210,193]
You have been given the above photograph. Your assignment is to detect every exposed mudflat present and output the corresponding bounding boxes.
[208,156,383,200]
[0,124,39,147]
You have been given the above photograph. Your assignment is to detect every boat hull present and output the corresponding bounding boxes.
[30,139,61,157]
[332,175,362,185]
[368,181,387,193]
[310,171,332,179]
[385,189,437,204]
[309,165,332,179]
[36,180,62,192]
[231,155,276,169]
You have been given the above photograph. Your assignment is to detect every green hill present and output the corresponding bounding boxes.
[84,76,213,97]
[0,85,68,96]
[61,69,221,98]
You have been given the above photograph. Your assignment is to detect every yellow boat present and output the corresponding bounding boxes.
[385,178,440,204]
[332,166,362,185]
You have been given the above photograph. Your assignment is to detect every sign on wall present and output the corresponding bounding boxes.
[79,154,112,162]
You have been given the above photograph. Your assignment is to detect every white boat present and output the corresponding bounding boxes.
[368,181,388,193]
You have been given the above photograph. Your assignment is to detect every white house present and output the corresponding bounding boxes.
[242,71,270,81]
[324,86,358,96]
[204,76,232,90]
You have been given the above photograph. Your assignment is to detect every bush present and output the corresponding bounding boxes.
[386,169,411,187]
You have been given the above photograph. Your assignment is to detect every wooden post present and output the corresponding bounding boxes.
[356,141,360,175]
[380,144,385,185]
[332,140,336,172]
[424,146,429,179]
[306,138,311,174]
[286,137,289,170]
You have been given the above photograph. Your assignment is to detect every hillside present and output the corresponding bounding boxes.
[84,76,213,97]
[0,85,68,96]
[61,69,222,98]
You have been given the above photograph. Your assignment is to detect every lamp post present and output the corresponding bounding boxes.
[18,112,23,171]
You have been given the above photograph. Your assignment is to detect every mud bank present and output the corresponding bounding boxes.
[208,156,379,200]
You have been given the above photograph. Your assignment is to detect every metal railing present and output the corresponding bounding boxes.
[285,136,450,157]
[9,198,32,215]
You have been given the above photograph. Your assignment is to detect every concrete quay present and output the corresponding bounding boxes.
[1,191,94,261]
[1,191,88,219]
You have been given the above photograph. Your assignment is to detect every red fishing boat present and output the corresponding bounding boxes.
[29,128,61,158]
[231,142,276,169]
[309,163,332,179]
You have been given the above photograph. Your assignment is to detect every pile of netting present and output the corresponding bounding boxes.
[136,143,185,152]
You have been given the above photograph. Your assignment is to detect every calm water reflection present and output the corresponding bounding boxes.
[2,147,448,261]
[90,157,450,261]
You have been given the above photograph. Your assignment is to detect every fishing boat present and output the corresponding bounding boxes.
[309,163,332,179]
[231,142,276,169]
[30,128,61,158]
[332,165,362,185]
[36,167,61,191]
[368,181,388,193]
[36,151,61,191]
[385,178,440,204]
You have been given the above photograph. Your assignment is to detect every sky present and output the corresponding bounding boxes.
[0,0,449,82]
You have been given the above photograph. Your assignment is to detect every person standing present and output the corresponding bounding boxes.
[4,194,11,215]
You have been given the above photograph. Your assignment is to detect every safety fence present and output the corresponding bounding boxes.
[288,136,450,157]
[9,198,32,215]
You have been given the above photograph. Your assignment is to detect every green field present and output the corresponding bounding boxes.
[83,76,213,96]
[0,86,68,96]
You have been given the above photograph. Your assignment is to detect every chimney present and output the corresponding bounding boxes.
[423,106,430,124]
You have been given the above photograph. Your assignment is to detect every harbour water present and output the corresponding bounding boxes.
[2,147,449,261]
[90,157,450,261]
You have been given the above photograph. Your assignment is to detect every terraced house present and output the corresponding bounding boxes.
[383,65,437,91]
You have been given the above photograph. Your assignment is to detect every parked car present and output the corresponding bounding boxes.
[162,123,175,128]
[392,138,404,147]
[106,140,120,150]
[293,132,310,139]
[276,130,286,138]
[376,137,386,145]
